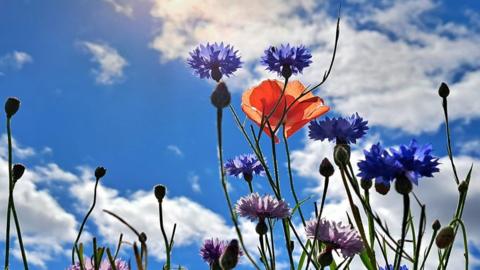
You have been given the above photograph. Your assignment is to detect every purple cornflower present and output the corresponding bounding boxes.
[308,113,368,144]
[390,139,440,185]
[357,140,440,187]
[235,193,290,221]
[67,258,129,270]
[187,42,241,80]
[380,265,409,270]
[224,154,265,181]
[261,44,312,77]
[305,218,364,258]
[200,238,228,265]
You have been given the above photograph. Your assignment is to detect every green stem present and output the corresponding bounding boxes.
[449,219,469,270]
[394,194,410,269]
[215,108,260,269]
[442,97,460,185]
[420,229,438,270]
[158,202,171,269]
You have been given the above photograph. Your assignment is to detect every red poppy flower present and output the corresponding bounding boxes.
[241,79,329,142]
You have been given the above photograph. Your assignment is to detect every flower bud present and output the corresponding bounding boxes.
[219,240,240,270]
[12,163,25,181]
[255,219,268,235]
[154,184,167,202]
[94,166,106,179]
[432,219,441,231]
[5,97,20,118]
[317,249,333,267]
[361,179,372,190]
[395,175,412,195]
[211,67,223,82]
[436,226,455,249]
[375,182,390,195]
[319,158,334,178]
[334,144,350,167]
[458,181,468,193]
[438,82,450,98]
[139,232,147,243]
[281,64,292,80]
[211,82,231,109]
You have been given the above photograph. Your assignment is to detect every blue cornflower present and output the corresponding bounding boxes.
[379,265,408,270]
[390,139,440,185]
[357,143,399,187]
[308,113,369,144]
[261,44,312,78]
[224,154,265,181]
[187,42,242,81]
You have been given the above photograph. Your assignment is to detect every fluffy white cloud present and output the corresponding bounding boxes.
[80,41,128,85]
[290,136,480,268]
[148,0,480,134]
[0,51,33,72]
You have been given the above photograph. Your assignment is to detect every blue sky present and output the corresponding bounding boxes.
[0,0,480,269]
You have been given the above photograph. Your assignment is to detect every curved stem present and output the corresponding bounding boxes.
[72,177,100,264]
[158,202,170,269]
[394,194,410,269]
[450,219,469,270]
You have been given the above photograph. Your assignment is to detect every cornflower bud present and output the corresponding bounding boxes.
[94,166,106,179]
[436,226,455,249]
[395,175,412,195]
[12,163,26,182]
[458,181,468,193]
[317,249,333,267]
[432,219,441,231]
[154,184,167,202]
[255,219,268,235]
[5,97,20,118]
[334,144,350,167]
[361,179,373,190]
[211,82,231,109]
[319,158,334,178]
[219,240,240,270]
[438,82,450,98]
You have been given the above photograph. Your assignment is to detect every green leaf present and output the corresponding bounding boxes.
[297,240,310,270]
[291,196,312,216]
[360,249,375,270]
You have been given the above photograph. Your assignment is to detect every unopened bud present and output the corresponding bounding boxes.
[458,181,468,193]
[395,175,412,195]
[319,158,334,178]
[12,163,25,181]
[432,219,441,231]
[219,240,240,270]
[317,249,333,267]
[438,82,450,98]
[94,166,106,179]
[139,232,147,243]
[211,66,223,82]
[281,64,292,80]
[361,179,373,190]
[436,226,455,249]
[375,182,390,195]
[255,219,268,235]
[5,97,20,118]
[334,144,350,166]
[211,82,231,109]
[154,184,167,202]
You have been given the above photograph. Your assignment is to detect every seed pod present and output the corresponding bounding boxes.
[436,226,455,249]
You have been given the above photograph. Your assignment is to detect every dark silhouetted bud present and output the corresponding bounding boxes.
[281,64,292,80]
[432,219,441,231]
[361,179,372,190]
[438,82,450,98]
[317,249,333,267]
[139,232,147,243]
[154,184,167,202]
[94,167,106,179]
[243,172,253,182]
[211,82,231,109]
[334,144,350,166]
[436,226,455,249]
[319,158,334,177]
[219,239,240,270]
[375,182,390,195]
[12,163,25,181]
[255,219,268,235]
[395,175,412,195]
[458,181,468,193]
[5,97,20,118]
[211,66,222,82]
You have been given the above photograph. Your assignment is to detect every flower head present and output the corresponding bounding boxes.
[261,44,312,77]
[236,193,290,221]
[187,42,241,80]
[379,265,409,270]
[242,79,329,142]
[200,238,228,265]
[224,154,265,181]
[305,218,364,258]
[67,258,129,270]
[357,143,399,187]
[308,113,368,144]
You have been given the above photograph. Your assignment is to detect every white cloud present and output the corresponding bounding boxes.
[148,0,480,134]
[0,134,35,159]
[104,0,133,17]
[0,51,33,71]
[188,172,201,193]
[80,41,128,85]
[290,136,480,269]
[166,144,183,157]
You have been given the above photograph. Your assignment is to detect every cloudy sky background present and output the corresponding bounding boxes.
[0,0,479,269]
